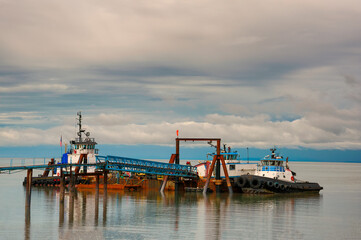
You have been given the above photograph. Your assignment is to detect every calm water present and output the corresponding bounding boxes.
[0,162,360,240]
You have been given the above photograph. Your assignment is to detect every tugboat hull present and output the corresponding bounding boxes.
[235,175,323,194]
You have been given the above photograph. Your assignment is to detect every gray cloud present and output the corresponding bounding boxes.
[0,1,361,149]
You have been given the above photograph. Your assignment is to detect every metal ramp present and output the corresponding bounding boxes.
[0,163,99,174]
[96,155,198,178]
[0,156,198,178]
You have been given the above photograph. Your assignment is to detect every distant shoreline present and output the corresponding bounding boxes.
[1,145,360,163]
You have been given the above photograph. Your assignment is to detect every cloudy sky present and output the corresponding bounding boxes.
[0,0,360,150]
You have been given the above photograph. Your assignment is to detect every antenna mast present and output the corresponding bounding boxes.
[77,111,85,141]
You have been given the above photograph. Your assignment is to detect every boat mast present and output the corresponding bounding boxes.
[270,147,277,159]
[77,111,85,142]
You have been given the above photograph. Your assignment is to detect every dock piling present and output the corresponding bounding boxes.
[96,174,99,194]
[60,168,65,202]
[103,170,108,193]
[25,169,32,208]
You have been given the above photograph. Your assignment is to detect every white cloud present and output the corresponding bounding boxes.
[0,83,68,93]
[0,112,360,149]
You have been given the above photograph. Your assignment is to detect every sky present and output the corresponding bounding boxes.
[0,1,361,156]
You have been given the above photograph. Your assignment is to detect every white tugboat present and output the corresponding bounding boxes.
[195,146,323,193]
[61,111,99,173]
[23,112,99,186]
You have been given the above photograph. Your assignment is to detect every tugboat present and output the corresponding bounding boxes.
[23,111,97,186]
[236,148,323,193]
[195,146,323,193]
[61,111,99,172]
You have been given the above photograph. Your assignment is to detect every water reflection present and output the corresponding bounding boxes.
[25,204,30,240]
[25,187,322,239]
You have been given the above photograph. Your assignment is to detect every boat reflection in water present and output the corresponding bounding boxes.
[24,186,321,239]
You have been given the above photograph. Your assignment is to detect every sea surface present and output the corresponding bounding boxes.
[0,161,360,240]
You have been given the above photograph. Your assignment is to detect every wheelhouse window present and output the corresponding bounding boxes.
[229,165,235,170]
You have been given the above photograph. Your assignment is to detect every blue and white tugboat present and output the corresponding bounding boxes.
[195,147,323,193]
[236,148,323,193]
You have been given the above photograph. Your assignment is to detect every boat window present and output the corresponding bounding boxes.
[229,165,235,170]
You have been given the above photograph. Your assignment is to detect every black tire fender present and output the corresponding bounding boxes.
[250,178,262,189]
[236,176,248,188]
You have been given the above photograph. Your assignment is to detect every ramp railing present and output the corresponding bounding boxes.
[96,155,198,178]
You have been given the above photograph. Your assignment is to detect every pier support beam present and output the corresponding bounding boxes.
[103,170,108,192]
[25,169,32,209]
[216,157,221,193]
[175,140,180,192]
[103,170,108,224]
[220,156,233,193]
[68,191,74,225]
[203,155,217,194]
[96,174,100,194]
[25,168,32,235]
[95,172,100,226]
[59,198,64,227]
[160,154,176,193]
[95,187,99,226]
[60,168,65,203]
[69,166,74,192]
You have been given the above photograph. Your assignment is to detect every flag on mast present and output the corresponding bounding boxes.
[60,135,62,147]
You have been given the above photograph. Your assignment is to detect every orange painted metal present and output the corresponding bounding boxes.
[42,158,55,177]
[160,154,177,192]
[203,155,217,193]
[220,155,233,193]
[75,154,87,174]
[174,137,232,193]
